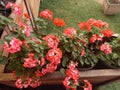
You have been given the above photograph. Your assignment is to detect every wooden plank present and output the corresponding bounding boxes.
[31,0,41,17]
[0,69,120,87]
[0,30,8,73]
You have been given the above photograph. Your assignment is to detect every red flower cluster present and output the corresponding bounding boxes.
[23,53,37,68]
[101,29,114,38]
[100,43,112,54]
[43,34,59,48]
[83,80,92,90]
[19,22,31,37]
[63,62,80,90]
[35,49,62,77]
[64,27,77,37]
[24,13,30,19]
[78,22,91,32]
[87,18,109,28]
[15,78,41,89]
[46,48,62,64]
[53,18,66,27]
[4,38,22,54]
[39,9,53,20]
[78,18,109,32]
[90,34,102,43]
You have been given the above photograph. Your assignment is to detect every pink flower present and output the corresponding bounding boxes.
[53,18,66,27]
[15,78,23,89]
[6,2,22,15]
[63,62,79,90]
[103,22,109,28]
[100,43,112,54]
[3,42,10,52]
[46,63,58,73]
[46,48,62,64]
[19,23,31,37]
[23,53,37,68]
[13,4,22,15]
[87,18,96,25]
[66,68,79,80]
[35,70,43,77]
[29,79,41,88]
[101,29,114,38]
[83,80,92,90]
[78,22,91,31]
[40,9,53,20]
[6,2,14,8]
[4,38,22,53]
[63,77,71,89]
[81,50,85,56]
[78,22,86,30]
[93,20,103,28]
[41,57,45,66]
[90,34,102,43]
[43,34,59,48]
[64,27,77,37]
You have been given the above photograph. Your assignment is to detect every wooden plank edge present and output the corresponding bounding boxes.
[0,69,120,81]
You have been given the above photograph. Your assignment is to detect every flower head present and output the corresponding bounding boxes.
[4,38,22,53]
[101,29,114,38]
[43,34,59,48]
[46,48,62,64]
[78,22,91,31]
[83,80,92,90]
[40,9,53,20]
[23,53,37,68]
[90,34,102,43]
[53,18,66,27]
[100,43,112,54]
[64,27,77,37]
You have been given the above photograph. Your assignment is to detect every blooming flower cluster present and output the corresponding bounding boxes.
[63,62,79,90]
[78,18,114,56]
[64,27,77,37]
[6,2,22,15]
[53,18,66,27]
[3,38,22,54]
[1,2,120,90]
[15,78,41,89]
[40,9,53,20]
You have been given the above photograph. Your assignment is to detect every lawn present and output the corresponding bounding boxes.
[40,0,120,34]
[39,0,120,90]
[96,81,120,90]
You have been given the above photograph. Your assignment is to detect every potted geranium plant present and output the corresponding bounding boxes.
[98,34,120,68]
[0,2,93,90]
[78,18,120,68]
[103,0,120,15]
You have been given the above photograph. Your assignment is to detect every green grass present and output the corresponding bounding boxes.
[96,81,120,90]
[40,0,120,34]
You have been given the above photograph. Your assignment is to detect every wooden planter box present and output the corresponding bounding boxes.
[103,0,120,15]
[0,0,120,88]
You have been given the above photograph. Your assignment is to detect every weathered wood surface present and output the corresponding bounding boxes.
[0,69,120,87]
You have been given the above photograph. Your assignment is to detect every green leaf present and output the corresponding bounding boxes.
[62,56,68,67]
[79,57,84,66]
[60,68,65,74]
[118,58,120,66]
[0,56,8,64]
